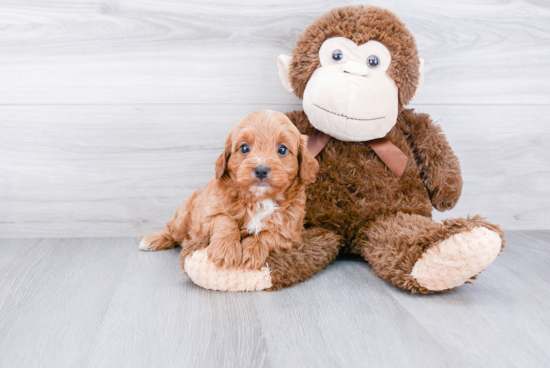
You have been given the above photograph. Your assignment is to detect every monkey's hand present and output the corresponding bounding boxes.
[400,109,463,211]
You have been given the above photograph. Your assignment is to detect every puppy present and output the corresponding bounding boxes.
[140,110,319,270]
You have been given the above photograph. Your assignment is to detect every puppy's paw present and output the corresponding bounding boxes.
[242,237,269,270]
[207,237,243,268]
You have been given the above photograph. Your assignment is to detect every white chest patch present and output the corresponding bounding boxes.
[246,199,279,235]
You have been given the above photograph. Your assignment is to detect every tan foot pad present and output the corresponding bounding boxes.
[411,226,502,291]
[184,249,273,291]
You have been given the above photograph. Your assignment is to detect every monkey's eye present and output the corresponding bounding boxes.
[332,50,343,63]
[240,144,250,154]
[367,55,379,68]
[277,145,288,156]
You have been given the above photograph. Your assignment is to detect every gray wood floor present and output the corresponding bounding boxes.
[0,231,548,368]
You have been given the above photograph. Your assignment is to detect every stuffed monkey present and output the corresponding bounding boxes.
[184,5,504,293]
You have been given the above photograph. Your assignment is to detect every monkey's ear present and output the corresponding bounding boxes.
[215,133,232,179]
[414,58,425,97]
[298,135,319,184]
[277,54,294,93]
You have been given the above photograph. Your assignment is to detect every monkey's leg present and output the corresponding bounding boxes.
[266,227,342,290]
[183,227,342,291]
[354,212,504,293]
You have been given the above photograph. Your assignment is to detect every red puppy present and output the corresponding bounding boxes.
[140,110,319,270]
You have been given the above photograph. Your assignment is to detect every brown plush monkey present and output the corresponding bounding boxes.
[185,5,504,293]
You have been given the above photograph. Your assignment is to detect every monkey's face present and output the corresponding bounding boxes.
[302,37,399,142]
[278,35,424,142]
[278,7,425,142]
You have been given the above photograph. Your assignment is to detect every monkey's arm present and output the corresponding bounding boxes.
[400,109,463,211]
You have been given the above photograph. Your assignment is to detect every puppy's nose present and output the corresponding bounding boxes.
[254,166,270,179]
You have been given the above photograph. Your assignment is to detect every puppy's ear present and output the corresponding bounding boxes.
[215,133,232,179]
[298,134,319,184]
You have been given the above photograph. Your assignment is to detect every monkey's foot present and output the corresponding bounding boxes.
[411,226,502,291]
[184,249,272,292]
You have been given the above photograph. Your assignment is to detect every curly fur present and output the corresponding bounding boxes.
[141,110,319,271]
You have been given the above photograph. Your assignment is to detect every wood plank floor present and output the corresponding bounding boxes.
[0,231,548,367]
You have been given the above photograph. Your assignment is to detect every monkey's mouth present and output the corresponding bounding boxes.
[313,103,384,121]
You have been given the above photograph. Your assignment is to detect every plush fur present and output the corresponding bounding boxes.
[262,6,505,292]
[141,110,319,271]
[266,227,342,290]
[288,5,421,109]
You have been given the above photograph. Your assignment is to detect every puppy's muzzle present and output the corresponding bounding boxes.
[254,166,270,179]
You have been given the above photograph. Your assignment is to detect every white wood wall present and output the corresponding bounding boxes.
[1,0,549,237]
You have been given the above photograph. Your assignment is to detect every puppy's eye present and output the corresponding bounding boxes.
[240,144,250,154]
[277,145,288,156]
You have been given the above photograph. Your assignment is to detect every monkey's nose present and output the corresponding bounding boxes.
[254,166,270,179]
[343,61,369,76]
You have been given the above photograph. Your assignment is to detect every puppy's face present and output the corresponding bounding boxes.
[216,111,319,199]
